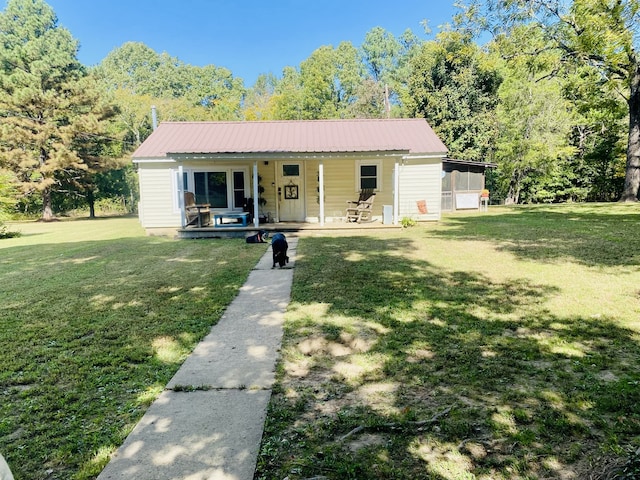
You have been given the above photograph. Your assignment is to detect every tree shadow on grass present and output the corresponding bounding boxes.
[431,204,640,268]
[257,235,640,480]
[0,236,264,479]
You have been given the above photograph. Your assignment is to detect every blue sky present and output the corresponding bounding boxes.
[45,1,460,86]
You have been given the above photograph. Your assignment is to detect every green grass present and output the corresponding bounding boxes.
[3,205,640,480]
[0,217,266,480]
[256,203,640,480]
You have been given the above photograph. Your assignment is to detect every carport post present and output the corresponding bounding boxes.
[253,161,259,228]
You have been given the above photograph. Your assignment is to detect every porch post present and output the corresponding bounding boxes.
[178,164,186,228]
[393,161,400,225]
[319,160,325,226]
[253,161,260,228]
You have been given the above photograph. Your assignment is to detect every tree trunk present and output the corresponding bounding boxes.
[41,187,55,221]
[620,63,640,202]
[506,169,523,205]
[87,189,96,219]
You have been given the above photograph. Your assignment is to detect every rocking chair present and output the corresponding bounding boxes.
[346,189,376,223]
[184,191,211,227]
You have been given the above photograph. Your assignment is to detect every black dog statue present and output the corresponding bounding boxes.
[271,233,289,268]
[246,231,268,243]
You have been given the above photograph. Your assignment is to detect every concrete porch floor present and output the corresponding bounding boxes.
[174,220,401,239]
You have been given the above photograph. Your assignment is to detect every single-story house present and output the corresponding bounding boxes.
[132,118,449,234]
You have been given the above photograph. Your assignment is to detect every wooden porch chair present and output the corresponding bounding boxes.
[346,189,376,223]
[184,191,211,227]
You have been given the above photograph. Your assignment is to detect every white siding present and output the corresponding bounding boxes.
[398,160,442,221]
[138,163,181,228]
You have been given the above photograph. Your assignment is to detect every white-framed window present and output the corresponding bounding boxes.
[172,169,189,213]
[174,167,249,211]
[355,160,382,191]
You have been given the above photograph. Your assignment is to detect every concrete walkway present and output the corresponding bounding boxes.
[97,237,297,480]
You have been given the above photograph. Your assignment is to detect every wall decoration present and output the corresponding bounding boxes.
[284,184,298,200]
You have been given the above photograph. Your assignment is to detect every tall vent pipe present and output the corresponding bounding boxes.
[151,105,158,130]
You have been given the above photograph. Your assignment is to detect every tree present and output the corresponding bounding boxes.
[407,28,502,161]
[0,168,17,217]
[243,73,279,120]
[270,66,304,120]
[564,65,628,201]
[96,42,245,122]
[361,27,421,117]
[493,55,577,203]
[0,0,116,220]
[474,0,640,201]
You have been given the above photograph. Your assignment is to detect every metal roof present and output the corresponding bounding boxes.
[132,118,448,158]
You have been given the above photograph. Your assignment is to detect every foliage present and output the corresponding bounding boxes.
[299,42,364,119]
[475,0,640,201]
[618,447,640,479]
[491,28,578,204]
[0,169,17,218]
[0,0,122,221]
[408,27,502,162]
[0,222,19,238]
[269,66,304,120]
[243,26,421,121]
[95,41,245,124]
[400,216,417,227]
[360,27,420,117]
[243,73,279,121]
[564,65,628,201]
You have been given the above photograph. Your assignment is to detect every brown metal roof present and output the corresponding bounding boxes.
[132,119,448,158]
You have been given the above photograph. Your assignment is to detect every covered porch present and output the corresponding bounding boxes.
[173,156,406,231]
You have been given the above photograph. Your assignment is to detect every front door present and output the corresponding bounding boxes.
[278,162,305,222]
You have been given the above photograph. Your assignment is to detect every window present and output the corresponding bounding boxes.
[194,172,228,208]
[233,171,245,209]
[283,164,300,176]
[356,161,381,191]
[175,168,248,212]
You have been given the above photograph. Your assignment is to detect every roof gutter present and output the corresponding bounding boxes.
[136,151,410,162]
[402,152,447,160]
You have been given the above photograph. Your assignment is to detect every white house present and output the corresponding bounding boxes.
[132,118,448,235]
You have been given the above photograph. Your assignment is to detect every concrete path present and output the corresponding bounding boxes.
[97,237,297,480]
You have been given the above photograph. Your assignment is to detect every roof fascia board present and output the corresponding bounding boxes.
[133,158,177,164]
[402,152,447,160]
[167,151,409,161]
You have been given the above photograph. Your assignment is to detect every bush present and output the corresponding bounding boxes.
[0,222,20,239]
[401,217,417,228]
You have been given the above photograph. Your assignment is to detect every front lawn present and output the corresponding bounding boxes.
[256,203,640,480]
[2,205,639,480]
[0,217,266,479]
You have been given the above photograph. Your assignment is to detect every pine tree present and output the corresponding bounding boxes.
[0,0,115,220]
